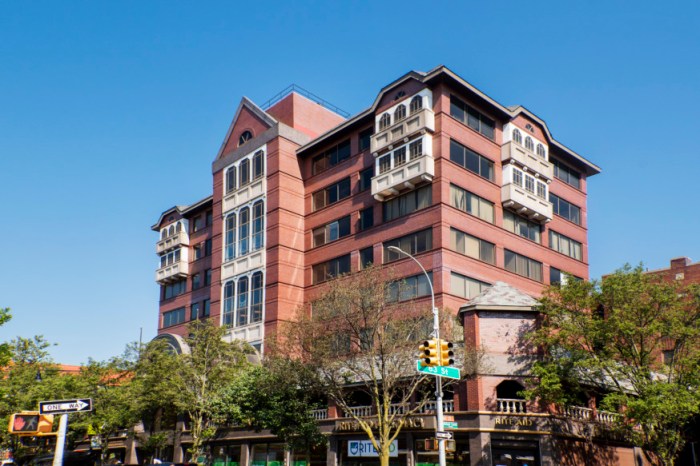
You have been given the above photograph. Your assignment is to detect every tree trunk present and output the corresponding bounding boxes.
[379,448,390,466]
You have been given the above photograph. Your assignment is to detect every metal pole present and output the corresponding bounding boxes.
[387,246,446,466]
[53,414,68,466]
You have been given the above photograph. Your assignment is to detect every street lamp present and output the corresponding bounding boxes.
[387,246,446,466]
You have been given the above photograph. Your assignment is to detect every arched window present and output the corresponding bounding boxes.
[525,136,534,151]
[512,129,522,144]
[236,277,249,327]
[536,144,546,157]
[379,113,391,130]
[225,214,236,261]
[226,166,236,193]
[239,159,250,187]
[161,229,167,240]
[496,380,527,413]
[252,201,264,251]
[250,272,263,323]
[410,96,423,114]
[394,104,406,122]
[168,225,175,236]
[175,222,182,232]
[238,130,253,146]
[253,150,264,180]
[238,207,250,256]
[223,281,235,327]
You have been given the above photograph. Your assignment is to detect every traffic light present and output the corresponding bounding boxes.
[422,439,456,452]
[439,339,455,366]
[8,413,54,434]
[418,339,439,367]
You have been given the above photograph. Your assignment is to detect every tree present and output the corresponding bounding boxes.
[281,266,450,466]
[0,308,12,366]
[214,357,326,457]
[137,320,252,462]
[527,265,700,466]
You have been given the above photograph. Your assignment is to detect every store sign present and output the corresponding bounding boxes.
[336,418,424,432]
[494,416,535,429]
[347,440,398,457]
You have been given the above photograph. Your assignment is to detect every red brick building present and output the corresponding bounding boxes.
[149,67,651,465]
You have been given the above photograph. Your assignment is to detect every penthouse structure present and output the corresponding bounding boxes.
[149,67,629,465]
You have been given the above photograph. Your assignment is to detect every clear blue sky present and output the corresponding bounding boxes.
[1,1,699,364]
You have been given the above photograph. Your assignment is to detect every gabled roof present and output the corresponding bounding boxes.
[215,97,278,161]
[459,281,539,313]
[151,196,213,231]
[297,65,600,176]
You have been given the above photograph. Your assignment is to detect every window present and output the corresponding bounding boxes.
[359,127,373,152]
[525,174,535,194]
[505,250,543,282]
[379,113,391,130]
[192,215,204,232]
[387,272,432,302]
[359,247,374,269]
[236,277,249,327]
[537,181,547,199]
[250,272,264,323]
[162,280,186,300]
[312,177,351,211]
[159,249,182,268]
[383,229,433,263]
[311,140,351,175]
[359,207,374,231]
[192,273,201,290]
[536,144,546,158]
[549,230,583,260]
[393,147,406,167]
[449,184,494,223]
[312,254,351,284]
[253,150,264,180]
[550,193,581,225]
[204,238,212,256]
[202,298,210,317]
[550,267,581,286]
[383,185,432,222]
[450,139,494,181]
[226,166,236,193]
[525,137,534,151]
[450,95,495,140]
[409,139,423,160]
[512,167,523,186]
[512,129,522,144]
[313,215,351,247]
[238,130,253,146]
[504,211,541,243]
[163,308,186,328]
[204,269,212,286]
[238,207,250,256]
[450,228,495,264]
[410,95,423,114]
[239,158,250,187]
[190,302,200,321]
[378,154,391,174]
[252,201,264,251]
[225,214,236,261]
[451,272,490,299]
[194,244,203,260]
[394,104,406,122]
[359,167,373,191]
[223,281,235,327]
[552,159,582,189]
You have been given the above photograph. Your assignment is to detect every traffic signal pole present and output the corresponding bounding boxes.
[387,246,446,466]
[52,414,67,466]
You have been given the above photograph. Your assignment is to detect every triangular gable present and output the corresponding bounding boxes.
[216,97,278,160]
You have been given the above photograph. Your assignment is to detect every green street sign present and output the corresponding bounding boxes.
[444,421,458,429]
[416,361,461,380]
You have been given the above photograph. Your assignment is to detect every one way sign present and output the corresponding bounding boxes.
[39,398,92,415]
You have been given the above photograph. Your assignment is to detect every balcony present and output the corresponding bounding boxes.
[156,231,189,254]
[371,108,434,154]
[496,398,527,414]
[501,141,553,180]
[502,183,553,223]
[372,154,434,201]
[222,177,266,215]
[155,259,189,283]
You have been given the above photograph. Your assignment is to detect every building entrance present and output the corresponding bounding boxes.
[491,438,539,466]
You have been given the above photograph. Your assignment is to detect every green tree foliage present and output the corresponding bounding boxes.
[282,266,446,466]
[527,265,700,466]
[0,308,12,366]
[214,357,326,455]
